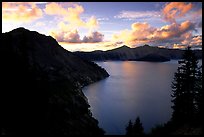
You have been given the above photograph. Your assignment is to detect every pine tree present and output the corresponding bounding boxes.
[132,117,144,135]
[171,46,201,123]
[126,120,133,135]
[171,66,184,122]
[195,65,203,123]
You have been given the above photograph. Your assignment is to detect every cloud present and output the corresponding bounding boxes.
[50,29,104,43]
[63,4,84,26]
[44,2,98,30]
[83,31,104,43]
[50,24,104,43]
[114,10,161,20]
[2,2,43,23]
[112,22,156,46]
[190,35,202,46]
[112,21,197,48]
[45,2,101,44]
[162,2,193,23]
[172,35,202,49]
[44,2,67,15]
[182,35,202,46]
[85,16,99,29]
[153,20,195,40]
[50,29,81,43]
[58,21,73,31]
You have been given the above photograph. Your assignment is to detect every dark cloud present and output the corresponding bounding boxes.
[50,29,81,43]
[83,31,104,43]
[50,30,105,43]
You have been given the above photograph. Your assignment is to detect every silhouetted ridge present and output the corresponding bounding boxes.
[1,28,109,135]
[9,27,26,32]
[74,45,202,62]
[118,45,130,49]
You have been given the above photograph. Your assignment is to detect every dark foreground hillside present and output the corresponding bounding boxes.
[1,28,109,135]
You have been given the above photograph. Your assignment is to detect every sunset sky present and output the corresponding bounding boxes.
[2,2,202,51]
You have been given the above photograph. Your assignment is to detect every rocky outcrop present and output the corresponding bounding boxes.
[74,45,202,62]
[1,28,109,135]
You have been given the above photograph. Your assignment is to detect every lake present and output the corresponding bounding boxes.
[82,60,202,135]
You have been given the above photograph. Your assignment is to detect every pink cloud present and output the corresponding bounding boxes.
[50,29,104,43]
[2,2,43,22]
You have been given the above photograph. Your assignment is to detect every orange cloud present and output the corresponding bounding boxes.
[112,22,156,46]
[131,22,156,40]
[172,44,186,49]
[154,20,195,40]
[112,21,196,47]
[190,35,202,46]
[181,34,202,46]
[112,29,131,44]
[162,2,193,23]
[2,2,43,22]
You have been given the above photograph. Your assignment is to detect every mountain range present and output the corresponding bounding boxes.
[74,45,202,62]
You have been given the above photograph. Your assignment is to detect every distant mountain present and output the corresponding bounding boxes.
[1,28,109,135]
[74,45,202,62]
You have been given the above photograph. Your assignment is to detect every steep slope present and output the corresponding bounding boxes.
[1,28,109,135]
[74,45,202,62]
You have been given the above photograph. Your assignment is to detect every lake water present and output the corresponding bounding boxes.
[83,60,202,135]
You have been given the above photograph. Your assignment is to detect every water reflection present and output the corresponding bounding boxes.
[83,60,201,135]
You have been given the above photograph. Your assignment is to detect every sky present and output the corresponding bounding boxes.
[2,2,202,51]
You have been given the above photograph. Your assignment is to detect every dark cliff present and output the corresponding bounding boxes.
[1,28,109,135]
[74,45,202,62]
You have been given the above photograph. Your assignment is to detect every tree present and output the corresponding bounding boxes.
[171,46,202,123]
[132,117,144,135]
[195,65,203,123]
[126,120,133,135]
[125,117,144,135]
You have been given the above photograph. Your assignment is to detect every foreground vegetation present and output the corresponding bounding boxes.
[125,47,203,135]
